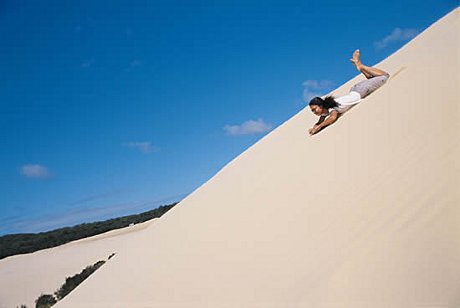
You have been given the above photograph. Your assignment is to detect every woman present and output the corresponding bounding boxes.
[308,49,390,136]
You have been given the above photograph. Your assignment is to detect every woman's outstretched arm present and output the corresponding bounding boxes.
[309,111,339,135]
[315,116,326,126]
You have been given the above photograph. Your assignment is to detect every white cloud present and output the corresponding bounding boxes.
[374,28,419,49]
[123,141,157,153]
[20,164,50,179]
[224,119,272,136]
[302,79,334,102]
[302,80,334,89]
[303,89,321,103]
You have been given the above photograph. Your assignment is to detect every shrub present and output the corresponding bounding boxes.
[54,260,106,300]
[35,294,56,308]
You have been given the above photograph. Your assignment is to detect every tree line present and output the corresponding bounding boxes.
[0,203,177,260]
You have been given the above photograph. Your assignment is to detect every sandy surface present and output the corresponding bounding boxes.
[59,7,460,307]
[0,219,156,308]
[3,7,459,308]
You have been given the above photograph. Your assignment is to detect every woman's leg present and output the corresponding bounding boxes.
[350,49,389,79]
[349,50,390,98]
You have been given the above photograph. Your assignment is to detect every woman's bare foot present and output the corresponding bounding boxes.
[350,49,362,70]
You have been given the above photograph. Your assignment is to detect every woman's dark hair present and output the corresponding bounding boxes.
[309,95,338,109]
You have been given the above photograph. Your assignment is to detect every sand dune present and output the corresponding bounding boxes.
[58,7,459,307]
[3,7,459,308]
[0,219,156,308]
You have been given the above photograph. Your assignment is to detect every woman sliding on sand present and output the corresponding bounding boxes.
[308,49,390,136]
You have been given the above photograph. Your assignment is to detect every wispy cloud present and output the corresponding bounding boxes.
[123,141,158,153]
[224,119,272,136]
[124,59,142,72]
[0,192,189,234]
[302,79,334,102]
[81,57,95,68]
[8,201,147,233]
[1,187,132,234]
[66,188,133,207]
[374,28,419,49]
[19,164,50,179]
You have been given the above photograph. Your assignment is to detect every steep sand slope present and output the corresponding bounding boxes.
[0,220,156,308]
[57,7,459,308]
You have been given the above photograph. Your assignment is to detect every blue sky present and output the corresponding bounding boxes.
[0,0,457,234]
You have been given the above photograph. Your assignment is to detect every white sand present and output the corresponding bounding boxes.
[3,7,459,308]
[0,219,156,308]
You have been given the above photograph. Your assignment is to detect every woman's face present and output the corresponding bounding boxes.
[310,104,325,116]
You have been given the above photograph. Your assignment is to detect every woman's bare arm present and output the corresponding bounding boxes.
[316,111,339,130]
[309,111,339,135]
[315,116,326,126]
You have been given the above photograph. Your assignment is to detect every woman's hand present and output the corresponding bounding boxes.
[308,125,321,136]
[308,111,338,136]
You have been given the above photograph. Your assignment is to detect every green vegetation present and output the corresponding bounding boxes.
[35,294,56,308]
[0,203,177,260]
[54,260,106,300]
[33,259,108,308]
